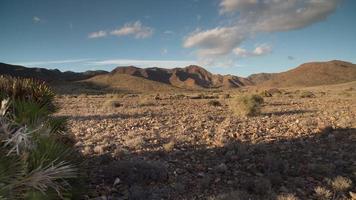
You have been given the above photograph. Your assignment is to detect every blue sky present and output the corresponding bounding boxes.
[0,0,355,77]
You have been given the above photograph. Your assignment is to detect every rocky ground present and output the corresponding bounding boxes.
[55,88,356,200]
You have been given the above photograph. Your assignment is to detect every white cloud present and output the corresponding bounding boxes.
[184,0,341,65]
[110,21,154,39]
[233,44,272,57]
[183,27,247,57]
[33,16,41,23]
[89,59,196,68]
[88,30,107,39]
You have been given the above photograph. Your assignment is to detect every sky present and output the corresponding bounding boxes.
[0,0,355,77]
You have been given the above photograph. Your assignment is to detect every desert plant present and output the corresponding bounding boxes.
[314,186,332,200]
[331,176,352,193]
[103,99,122,108]
[276,193,299,200]
[208,100,222,107]
[300,91,315,98]
[0,76,84,199]
[229,94,264,117]
[260,90,273,97]
[0,76,55,110]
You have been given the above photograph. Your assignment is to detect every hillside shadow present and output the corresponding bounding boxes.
[52,81,132,95]
[86,127,356,200]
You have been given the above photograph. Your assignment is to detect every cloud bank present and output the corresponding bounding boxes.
[184,0,341,65]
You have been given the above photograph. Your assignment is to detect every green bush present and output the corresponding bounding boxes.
[0,76,84,199]
[229,94,264,117]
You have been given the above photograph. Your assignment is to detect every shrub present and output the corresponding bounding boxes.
[300,91,315,98]
[331,176,352,192]
[229,94,264,117]
[0,76,84,199]
[314,186,332,200]
[163,139,175,152]
[276,194,299,200]
[208,100,222,107]
[103,99,122,108]
[260,90,273,97]
[0,76,55,110]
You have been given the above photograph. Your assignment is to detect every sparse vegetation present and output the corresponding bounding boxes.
[260,90,273,97]
[300,90,316,98]
[208,100,222,106]
[103,99,122,108]
[163,139,175,152]
[331,176,352,192]
[276,194,299,200]
[229,94,264,117]
[314,186,332,200]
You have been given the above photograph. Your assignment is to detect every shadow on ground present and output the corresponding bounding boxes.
[84,127,356,199]
[51,81,132,95]
[263,110,316,116]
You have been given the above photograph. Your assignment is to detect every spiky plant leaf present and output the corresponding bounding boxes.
[21,161,77,199]
[10,100,50,128]
[0,151,24,199]
[47,116,68,134]
[27,137,80,171]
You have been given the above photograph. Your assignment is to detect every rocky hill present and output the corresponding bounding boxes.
[110,65,252,89]
[248,60,356,87]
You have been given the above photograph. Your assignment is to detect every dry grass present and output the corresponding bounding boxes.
[276,194,299,200]
[208,100,222,107]
[229,94,264,117]
[124,136,145,149]
[314,186,332,200]
[163,139,175,152]
[103,99,122,108]
[300,90,316,98]
[331,176,352,192]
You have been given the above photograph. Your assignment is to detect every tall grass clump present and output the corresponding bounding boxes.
[229,94,264,117]
[0,75,84,199]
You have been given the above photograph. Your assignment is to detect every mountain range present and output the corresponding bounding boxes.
[1,60,356,91]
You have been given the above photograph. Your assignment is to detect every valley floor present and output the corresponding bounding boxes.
[55,88,356,200]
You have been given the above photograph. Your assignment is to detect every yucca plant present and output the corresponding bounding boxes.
[0,76,55,111]
[0,76,85,199]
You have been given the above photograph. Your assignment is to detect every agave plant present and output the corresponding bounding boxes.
[0,77,85,199]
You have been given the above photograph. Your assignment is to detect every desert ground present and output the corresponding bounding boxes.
[54,84,356,200]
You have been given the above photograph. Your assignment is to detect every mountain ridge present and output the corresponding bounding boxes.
[248,60,356,87]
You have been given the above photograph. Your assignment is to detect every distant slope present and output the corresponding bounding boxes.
[248,60,356,87]
[85,73,184,93]
[0,62,108,81]
[111,65,253,89]
[247,73,276,85]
